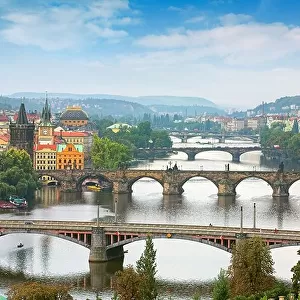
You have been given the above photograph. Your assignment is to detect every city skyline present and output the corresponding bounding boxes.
[1,0,300,108]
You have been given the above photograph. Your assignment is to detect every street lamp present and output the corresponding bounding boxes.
[114,196,118,223]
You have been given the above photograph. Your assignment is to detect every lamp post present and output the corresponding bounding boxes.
[253,203,256,229]
[114,196,118,223]
[240,206,243,233]
[148,139,153,162]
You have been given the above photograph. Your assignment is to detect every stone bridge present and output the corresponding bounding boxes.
[1,220,300,263]
[37,169,300,198]
[172,146,261,161]
[137,146,261,161]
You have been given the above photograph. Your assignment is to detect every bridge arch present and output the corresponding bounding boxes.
[128,176,164,192]
[180,176,218,194]
[235,176,273,197]
[76,173,113,192]
[239,150,262,162]
[37,173,61,186]
[285,178,300,196]
[0,230,91,248]
[195,150,233,161]
[106,235,232,253]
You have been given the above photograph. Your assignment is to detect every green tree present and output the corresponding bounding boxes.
[7,281,72,300]
[228,236,275,297]
[91,136,132,169]
[113,266,142,300]
[136,235,158,300]
[291,249,300,295]
[213,269,230,300]
[0,148,39,199]
[292,120,299,134]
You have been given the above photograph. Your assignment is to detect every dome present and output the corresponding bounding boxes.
[60,106,89,121]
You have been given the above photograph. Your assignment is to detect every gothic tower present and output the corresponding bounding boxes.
[9,101,35,159]
[38,92,54,145]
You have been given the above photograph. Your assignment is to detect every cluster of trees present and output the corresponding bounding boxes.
[0,148,40,199]
[5,235,300,299]
[212,236,299,300]
[260,120,300,161]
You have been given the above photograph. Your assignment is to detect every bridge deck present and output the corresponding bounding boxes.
[0,220,299,241]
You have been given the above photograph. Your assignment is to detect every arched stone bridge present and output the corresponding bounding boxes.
[37,169,299,198]
[1,220,300,262]
[172,146,261,161]
[137,146,261,161]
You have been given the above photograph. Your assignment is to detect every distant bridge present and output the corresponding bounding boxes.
[1,220,300,262]
[138,146,262,161]
[169,132,260,143]
[37,169,295,198]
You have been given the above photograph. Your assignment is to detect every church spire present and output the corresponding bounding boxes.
[41,91,51,125]
[16,101,28,125]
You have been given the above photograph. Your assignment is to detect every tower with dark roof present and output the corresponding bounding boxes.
[9,101,35,159]
[38,92,54,145]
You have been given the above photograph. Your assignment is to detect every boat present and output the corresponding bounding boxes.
[8,195,28,209]
[87,185,101,192]
[17,243,24,248]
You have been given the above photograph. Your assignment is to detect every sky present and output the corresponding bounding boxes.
[1,0,300,108]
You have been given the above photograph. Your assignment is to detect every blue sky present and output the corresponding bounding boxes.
[1,0,300,108]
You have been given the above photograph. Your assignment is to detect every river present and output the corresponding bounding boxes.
[0,138,299,299]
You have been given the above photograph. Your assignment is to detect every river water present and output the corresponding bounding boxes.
[0,137,300,299]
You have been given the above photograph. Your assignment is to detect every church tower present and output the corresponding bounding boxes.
[9,100,35,159]
[38,92,54,145]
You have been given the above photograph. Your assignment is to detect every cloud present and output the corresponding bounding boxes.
[0,0,138,50]
[185,15,206,24]
[135,17,300,66]
[219,13,253,25]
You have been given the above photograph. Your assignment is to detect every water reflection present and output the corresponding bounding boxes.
[1,149,300,299]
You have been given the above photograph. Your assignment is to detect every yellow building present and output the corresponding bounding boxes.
[60,106,89,127]
[0,134,9,152]
[56,143,84,170]
[34,145,57,170]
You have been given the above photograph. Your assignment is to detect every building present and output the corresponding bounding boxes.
[9,102,35,158]
[60,106,89,127]
[0,133,9,152]
[56,143,84,170]
[106,123,132,133]
[33,144,57,170]
[226,118,245,132]
[37,95,55,145]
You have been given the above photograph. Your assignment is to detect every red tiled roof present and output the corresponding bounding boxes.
[34,144,56,151]
[0,134,10,142]
[0,115,9,122]
[54,131,88,137]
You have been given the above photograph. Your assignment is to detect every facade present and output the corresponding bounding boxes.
[34,145,57,170]
[226,118,245,132]
[0,133,9,152]
[37,96,55,145]
[9,102,35,158]
[56,143,84,170]
[60,106,89,127]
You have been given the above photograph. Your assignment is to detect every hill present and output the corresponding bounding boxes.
[10,92,217,107]
[252,95,300,114]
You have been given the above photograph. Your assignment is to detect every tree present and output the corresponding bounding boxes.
[136,235,158,300]
[113,266,142,300]
[291,249,300,295]
[228,236,275,297]
[7,281,72,300]
[91,136,132,169]
[212,269,230,300]
[0,148,39,199]
[292,120,299,134]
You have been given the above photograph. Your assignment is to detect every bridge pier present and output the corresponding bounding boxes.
[217,179,236,197]
[89,227,108,263]
[113,180,131,194]
[61,180,77,192]
[231,151,241,163]
[272,181,289,198]
[163,182,184,195]
[185,151,197,161]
